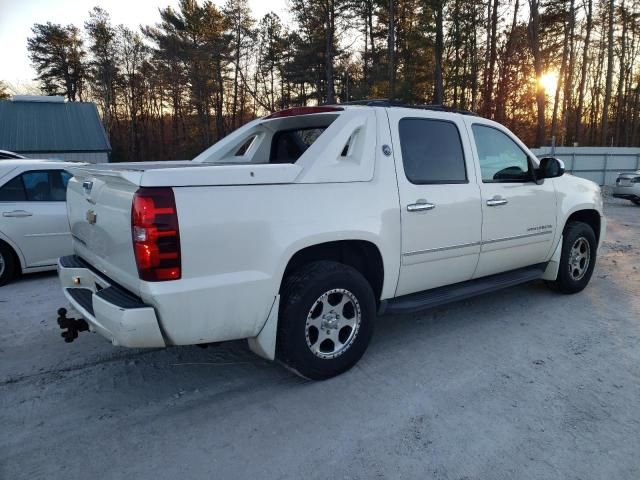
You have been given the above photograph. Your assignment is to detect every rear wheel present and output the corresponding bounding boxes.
[547,221,597,294]
[0,243,17,286]
[277,261,376,380]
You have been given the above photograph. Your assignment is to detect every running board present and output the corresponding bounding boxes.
[380,263,548,316]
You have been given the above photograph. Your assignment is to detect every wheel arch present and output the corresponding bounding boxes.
[0,233,26,272]
[564,209,601,244]
[280,239,385,304]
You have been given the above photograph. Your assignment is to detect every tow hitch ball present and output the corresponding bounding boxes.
[57,308,89,343]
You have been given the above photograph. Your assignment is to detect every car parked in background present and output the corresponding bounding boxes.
[0,150,25,160]
[612,171,640,205]
[0,160,77,285]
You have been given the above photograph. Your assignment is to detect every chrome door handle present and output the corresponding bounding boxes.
[407,200,436,212]
[486,197,508,207]
[2,210,33,218]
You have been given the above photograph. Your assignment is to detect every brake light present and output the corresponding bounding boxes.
[264,106,343,119]
[132,187,181,281]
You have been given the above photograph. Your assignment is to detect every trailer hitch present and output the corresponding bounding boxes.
[57,308,89,343]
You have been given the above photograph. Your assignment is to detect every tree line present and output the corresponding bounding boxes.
[21,0,640,160]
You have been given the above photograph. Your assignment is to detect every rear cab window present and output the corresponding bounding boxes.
[270,128,327,164]
[193,107,344,165]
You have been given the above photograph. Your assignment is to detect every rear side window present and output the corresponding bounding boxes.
[0,176,26,201]
[399,119,467,184]
[0,170,69,202]
[22,172,53,201]
[270,127,326,164]
[51,171,71,201]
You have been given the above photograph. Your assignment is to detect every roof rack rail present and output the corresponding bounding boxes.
[338,99,478,116]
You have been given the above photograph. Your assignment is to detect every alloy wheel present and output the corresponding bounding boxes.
[305,288,362,359]
[568,237,591,281]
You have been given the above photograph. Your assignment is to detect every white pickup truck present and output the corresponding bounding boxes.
[57,102,605,379]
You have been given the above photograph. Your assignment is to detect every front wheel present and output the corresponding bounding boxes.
[547,221,597,294]
[277,261,376,380]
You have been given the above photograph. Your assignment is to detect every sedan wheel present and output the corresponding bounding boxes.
[0,243,17,286]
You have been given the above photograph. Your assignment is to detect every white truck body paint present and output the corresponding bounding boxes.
[58,106,605,358]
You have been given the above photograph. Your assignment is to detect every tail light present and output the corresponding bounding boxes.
[131,187,181,281]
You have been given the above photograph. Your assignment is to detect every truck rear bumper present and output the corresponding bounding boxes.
[58,255,166,348]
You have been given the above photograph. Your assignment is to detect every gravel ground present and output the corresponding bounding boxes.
[1,199,639,480]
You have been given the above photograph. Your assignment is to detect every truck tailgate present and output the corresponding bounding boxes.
[65,160,301,296]
[67,170,141,295]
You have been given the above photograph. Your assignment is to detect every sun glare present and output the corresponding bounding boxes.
[539,72,559,95]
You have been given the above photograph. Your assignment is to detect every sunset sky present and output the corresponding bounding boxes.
[0,0,289,89]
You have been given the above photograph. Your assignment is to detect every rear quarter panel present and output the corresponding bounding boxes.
[151,150,401,345]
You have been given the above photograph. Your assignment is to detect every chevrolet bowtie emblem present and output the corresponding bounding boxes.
[86,209,97,225]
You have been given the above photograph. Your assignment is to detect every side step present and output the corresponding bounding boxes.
[381,263,548,316]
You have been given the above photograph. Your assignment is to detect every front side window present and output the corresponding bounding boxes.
[398,118,467,184]
[472,125,532,182]
[0,176,27,201]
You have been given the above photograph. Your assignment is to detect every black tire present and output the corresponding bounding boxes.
[277,261,376,380]
[547,221,597,294]
[631,198,640,206]
[0,242,17,287]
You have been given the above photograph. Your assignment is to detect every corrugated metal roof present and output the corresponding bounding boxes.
[0,100,111,153]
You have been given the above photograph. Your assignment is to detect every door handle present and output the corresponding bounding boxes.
[407,200,436,212]
[2,210,33,218]
[486,197,508,207]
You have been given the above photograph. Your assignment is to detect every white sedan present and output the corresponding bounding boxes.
[0,160,78,285]
[612,171,640,205]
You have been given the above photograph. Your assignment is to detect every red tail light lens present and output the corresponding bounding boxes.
[132,187,181,281]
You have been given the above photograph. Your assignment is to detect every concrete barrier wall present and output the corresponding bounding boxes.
[531,147,640,186]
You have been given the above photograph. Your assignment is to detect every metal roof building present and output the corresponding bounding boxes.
[0,96,111,163]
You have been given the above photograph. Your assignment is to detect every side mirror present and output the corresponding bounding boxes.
[538,157,565,179]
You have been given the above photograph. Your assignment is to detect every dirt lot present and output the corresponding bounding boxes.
[1,199,639,480]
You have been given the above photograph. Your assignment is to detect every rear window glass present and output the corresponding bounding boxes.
[270,127,326,164]
[399,118,467,184]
